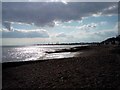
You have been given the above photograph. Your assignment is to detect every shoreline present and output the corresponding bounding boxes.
[3,45,120,88]
[2,46,90,68]
[2,45,89,63]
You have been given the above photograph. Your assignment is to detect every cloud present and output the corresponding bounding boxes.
[56,32,67,37]
[3,21,12,31]
[53,20,61,26]
[2,2,118,30]
[52,32,75,43]
[64,22,118,42]
[91,22,118,39]
[2,29,49,38]
[92,12,102,17]
[69,30,117,42]
[62,23,97,30]
[100,21,108,25]
[11,21,33,26]
[92,30,117,38]
[77,23,97,30]
[2,0,120,2]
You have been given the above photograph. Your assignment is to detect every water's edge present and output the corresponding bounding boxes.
[2,45,87,63]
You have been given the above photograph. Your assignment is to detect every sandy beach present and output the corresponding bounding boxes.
[2,45,120,89]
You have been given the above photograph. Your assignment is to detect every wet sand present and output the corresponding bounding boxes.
[2,45,120,89]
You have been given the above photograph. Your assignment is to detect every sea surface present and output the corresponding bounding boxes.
[2,45,84,63]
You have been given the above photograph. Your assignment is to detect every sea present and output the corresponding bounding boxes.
[2,45,84,63]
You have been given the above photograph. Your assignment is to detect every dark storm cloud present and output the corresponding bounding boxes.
[3,21,12,31]
[2,2,118,29]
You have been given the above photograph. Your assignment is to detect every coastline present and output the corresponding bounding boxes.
[3,45,120,89]
[2,45,90,68]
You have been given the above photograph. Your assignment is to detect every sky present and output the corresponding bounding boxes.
[1,2,119,45]
[2,0,120,2]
